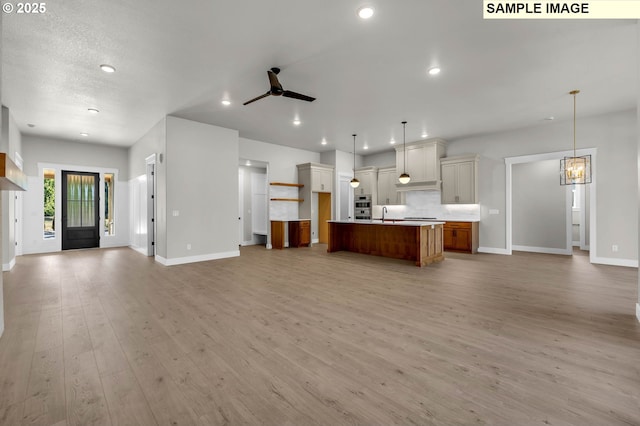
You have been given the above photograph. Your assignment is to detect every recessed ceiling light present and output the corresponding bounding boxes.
[100,64,116,73]
[421,132,428,138]
[545,116,555,121]
[321,139,327,145]
[363,146,369,150]
[27,123,35,128]
[357,6,374,19]
[80,132,89,137]
[390,139,396,145]
[293,119,301,126]
[88,108,99,114]
[221,99,231,106]
[428,67,441,76]
[246,160,252,166]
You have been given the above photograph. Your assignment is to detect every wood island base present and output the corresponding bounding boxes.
[328,221,444,267]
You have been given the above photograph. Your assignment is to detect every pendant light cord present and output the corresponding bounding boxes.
[402,121,407,173]
[353,134,356,173]
[570,90,579,158]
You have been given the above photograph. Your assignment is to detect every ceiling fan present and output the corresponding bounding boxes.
[243,67,316,105]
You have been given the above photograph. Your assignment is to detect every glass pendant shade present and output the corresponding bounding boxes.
[398,173,411,184]
[560,155,591,185]
[350,178,360,188]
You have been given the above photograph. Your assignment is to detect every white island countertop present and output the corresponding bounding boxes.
[328,220,445,227]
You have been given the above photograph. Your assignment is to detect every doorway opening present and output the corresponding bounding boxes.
[238,159,269,247]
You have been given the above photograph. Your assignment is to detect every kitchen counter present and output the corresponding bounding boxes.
[330,220,445,227]
[327,220,444,267]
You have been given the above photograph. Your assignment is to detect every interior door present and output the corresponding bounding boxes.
[62,171,100,250]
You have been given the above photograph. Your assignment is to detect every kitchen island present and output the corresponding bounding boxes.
[327,220,444,266]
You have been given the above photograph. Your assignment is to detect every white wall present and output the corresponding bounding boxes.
[0,12,4,338]
[512,160,569,253]
[447,109,637,265]
[1,107,21,270]
[162,116,239,264]
[21,135,130,254]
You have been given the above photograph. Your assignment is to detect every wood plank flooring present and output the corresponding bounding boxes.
[0,246,639,425]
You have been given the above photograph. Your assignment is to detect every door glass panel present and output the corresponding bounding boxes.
[66,174,95,227]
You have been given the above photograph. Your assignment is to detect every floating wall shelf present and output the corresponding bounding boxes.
[270,198,304,202]
[270,182,304,188]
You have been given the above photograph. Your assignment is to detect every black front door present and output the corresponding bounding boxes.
[62,171,100,250]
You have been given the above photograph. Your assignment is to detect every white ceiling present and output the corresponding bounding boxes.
[2,1,637,155]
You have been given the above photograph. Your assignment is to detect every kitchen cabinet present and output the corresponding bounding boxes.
[395,139,447,191]
[377,166,401,205]
[441,155,479,204]
[288,220,311,247]
[271,221,286,249]
[354,166,378,205]
[443,221,479,253]
[311,167,333,192]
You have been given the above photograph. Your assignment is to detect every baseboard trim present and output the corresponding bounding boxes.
[512,245,572,255]
[129,245,149,256]
[155,250,240,266]
[2,258,16,272]
[477,247,510,255]
[590,257,638,268]
[636,303,640,323]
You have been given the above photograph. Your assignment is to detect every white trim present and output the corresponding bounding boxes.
[636,303,640,323]
[312,238,319,244]
[505,148,597,261]
[2,258,16,271]
[155,250,240,266]
[129,245,148,256]
[590,257,638,268]
[512,245,572,255]
[477,247,510,255]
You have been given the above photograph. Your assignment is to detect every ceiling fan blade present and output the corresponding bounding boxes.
[243,91,271,106]
[282,91,316,102]
[268,70,283,92]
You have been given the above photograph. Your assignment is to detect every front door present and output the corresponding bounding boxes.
[62,171,100,250]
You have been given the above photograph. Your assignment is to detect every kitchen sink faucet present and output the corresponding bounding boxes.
[382,206,388,221]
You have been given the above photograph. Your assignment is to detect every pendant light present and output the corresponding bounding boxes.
[560,90,591,185]
[350,134,360,188]
[398,121,411,184]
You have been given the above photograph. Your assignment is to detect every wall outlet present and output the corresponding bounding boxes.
[187,243,191,250]
[489,209,499,215]
[172,210,180,217]
[612,245,618,252]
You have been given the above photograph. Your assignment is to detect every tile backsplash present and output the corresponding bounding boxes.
[373,190,480,221]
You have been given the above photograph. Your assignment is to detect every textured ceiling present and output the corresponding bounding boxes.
[2,1,637,155]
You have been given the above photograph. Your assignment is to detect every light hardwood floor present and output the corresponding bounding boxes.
[0,246,639,425]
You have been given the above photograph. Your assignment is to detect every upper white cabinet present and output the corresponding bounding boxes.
[441,155,479,204]
[354,166,378,204]
[395,139,447,191]
[377,166,401,205]
[303,164,333,193]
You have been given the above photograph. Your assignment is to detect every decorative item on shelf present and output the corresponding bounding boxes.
[350,134,360,188]
[398,121,411,184]
[560,90,591,185]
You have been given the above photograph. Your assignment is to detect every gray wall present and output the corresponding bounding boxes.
[21,135,130,254]
[164,116,239,261]
[128,118,167,256]
[447,109,637,264]
[512,160,568,251]
[363,150,395,168]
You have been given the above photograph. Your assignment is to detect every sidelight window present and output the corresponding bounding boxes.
[104,173,115,235]
[43,169,55,239]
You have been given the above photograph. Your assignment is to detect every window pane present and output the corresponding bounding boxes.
[43,169,55,239]
[104,174,115,235]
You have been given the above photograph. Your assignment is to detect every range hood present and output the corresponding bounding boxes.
[0,153,27,191]
[395,180,441,192]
